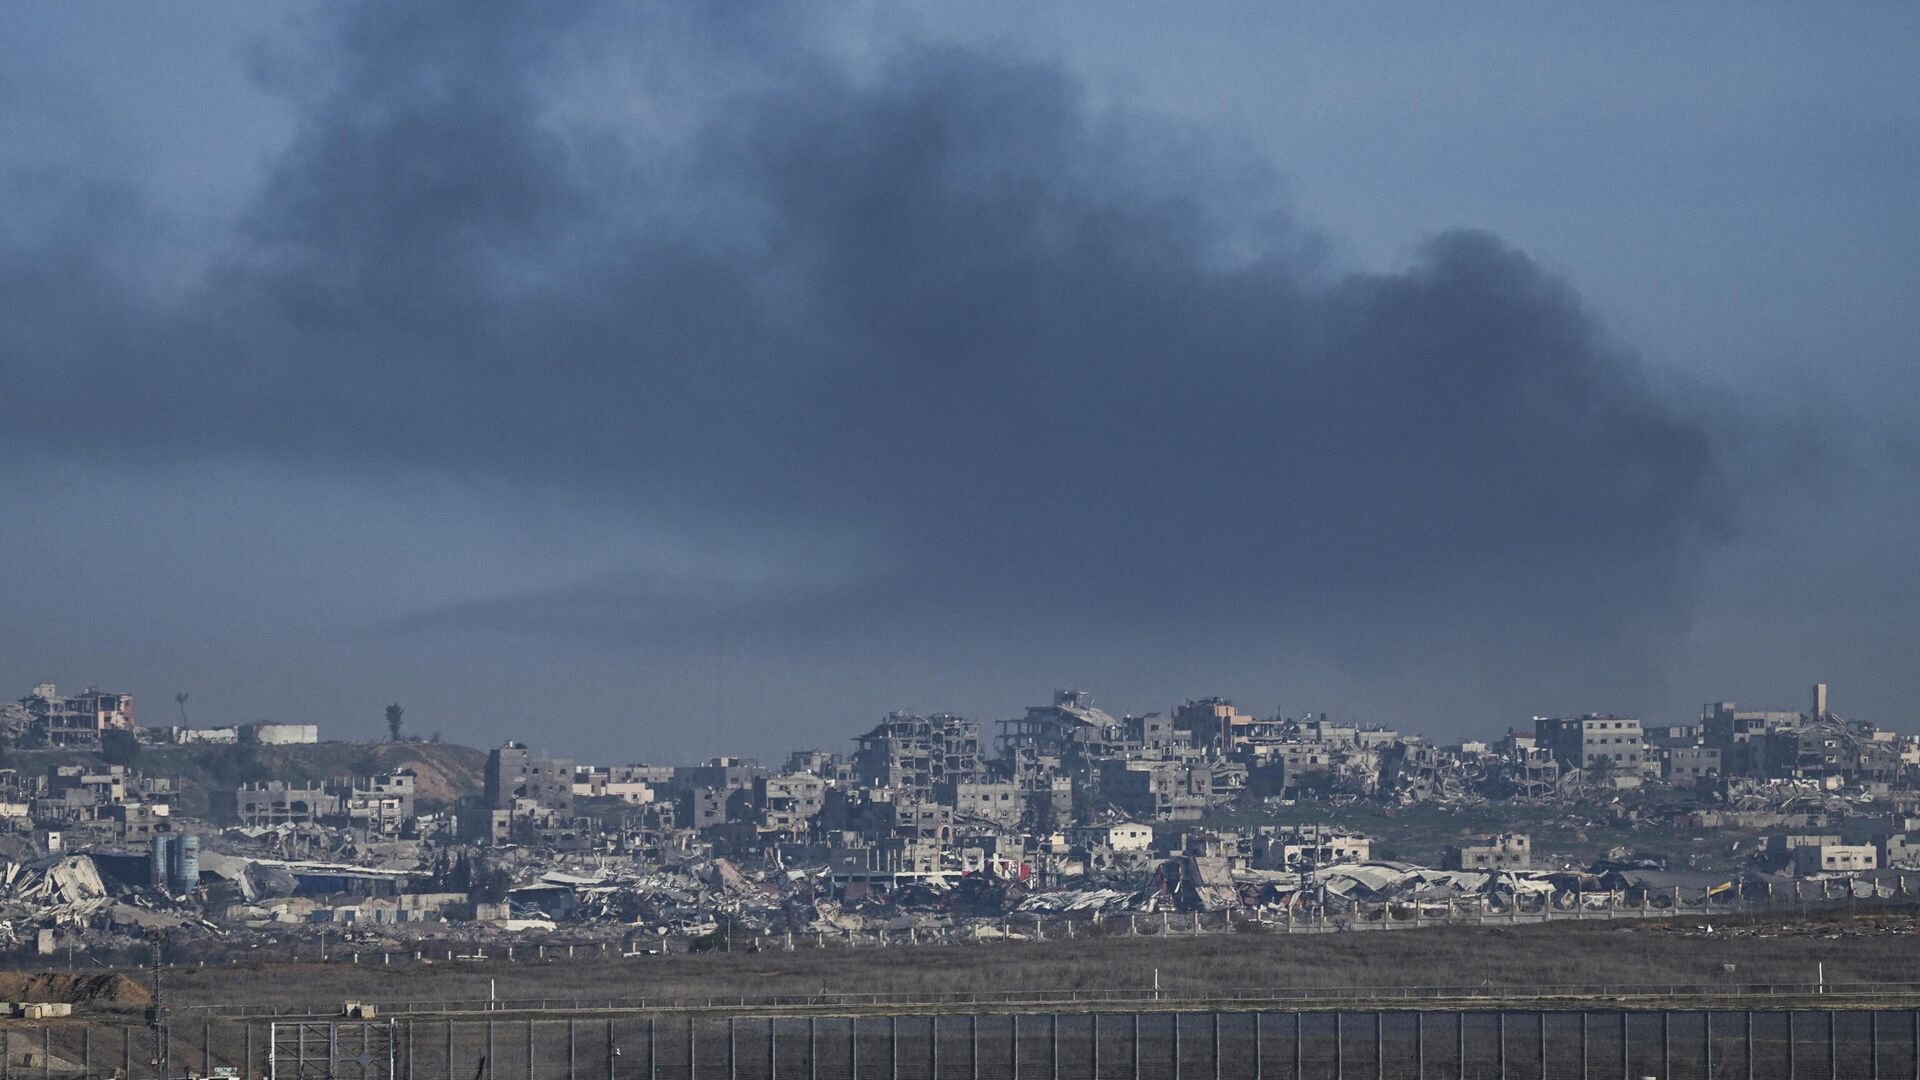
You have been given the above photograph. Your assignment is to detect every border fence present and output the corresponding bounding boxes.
[4,1008,1920,1080]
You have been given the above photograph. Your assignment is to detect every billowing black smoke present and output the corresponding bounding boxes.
[0,2,1747,718]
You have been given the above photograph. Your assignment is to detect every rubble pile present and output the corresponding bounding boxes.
[0,855,112,932]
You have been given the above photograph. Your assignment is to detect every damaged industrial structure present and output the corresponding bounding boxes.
[4,680,1920,962]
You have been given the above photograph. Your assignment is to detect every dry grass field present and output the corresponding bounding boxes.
[124,909,1920,1013]
[3,913,1916,1080]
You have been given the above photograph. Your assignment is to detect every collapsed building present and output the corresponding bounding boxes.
[0,678,1918,959]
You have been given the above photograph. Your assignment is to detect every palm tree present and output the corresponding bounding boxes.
[385,702,405,741]
[1587,754,1616,789]
[174,692,189,725]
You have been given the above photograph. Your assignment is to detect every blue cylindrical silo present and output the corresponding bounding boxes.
[171,834,200,894]
[149,835,173,890]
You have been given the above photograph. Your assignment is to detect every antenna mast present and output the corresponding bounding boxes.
[145,933,166,1080]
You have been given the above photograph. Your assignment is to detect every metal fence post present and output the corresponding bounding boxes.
[1746,1011,1754,1080]
[1539,1012,1546,1080]
[489,1022,497,1080]
[691,1017,698,1080]
[83,1026,91,1080]
[1712,1006,1728,1076]
[530,1019,536,1080]
[1788,1011,1796,1080]
[1497,1012,1505,1080]
[929,1016,936,1080]
[207,1020,213,1078]
[729,1019,737,1080]
[1251,1013,1259,1080]
[1412,1014,1421,1080]
[1661,1011,1669,1080]
[1287,1014,1301,1080]
[1335,1012,1342,1080]
[851,1018,858,1080]
[1830,1011,1837,1080]
[1212,1014,1219,1080]
[1377,1013,1384,1080]
[975,1016,982,1080]
[569,1020,577,1080]
[1459,1012,1466,1080]
[1871,1011,1880,1080]
[1171,1014,1179,1080]
[1622,1013,1629,1080]
[889,1018,896,1080]
[1132,1015,1139,1080]
[1579,1012,1587,1080]
[770,1018,777,1080]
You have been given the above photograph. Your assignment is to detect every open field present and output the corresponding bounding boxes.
[6,912,1920,1079]
[102,909,1920,1016]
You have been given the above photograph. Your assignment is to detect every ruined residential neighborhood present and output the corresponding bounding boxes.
[9,1,1920,1076]
[1,679,1916,964]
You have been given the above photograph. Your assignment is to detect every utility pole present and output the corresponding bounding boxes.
[145,934,166,1080]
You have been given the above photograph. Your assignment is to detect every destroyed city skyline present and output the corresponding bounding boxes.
[4,665,1919,987]
[5,4,1920,761]
[6,4,1920,1065]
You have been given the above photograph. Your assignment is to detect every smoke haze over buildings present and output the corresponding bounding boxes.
[2,3,1916,755]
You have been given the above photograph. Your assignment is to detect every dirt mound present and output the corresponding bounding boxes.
[359,743,485,805]
[0,972,151,1007]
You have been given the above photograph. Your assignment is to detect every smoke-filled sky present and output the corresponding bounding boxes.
[4,3,1917,758]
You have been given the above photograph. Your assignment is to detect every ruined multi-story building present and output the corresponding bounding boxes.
[754,772,827,837]
[853,713,984,801]
[1444,832,1532,871]
[486,742,574,813]
[1172,698,1255,755]
[1664,746,1722,783]
[998,690,1125,756]
[939,780,1025,829]
[858,795,952,843]
[1534,715,1649,781]
[785,750,854,785]
[1249,826,1371,870]
[110,802,172,842]
[571,764,666,804]
[220,781,341,826]
[1702,686,1836,776]
[1790,843,1877,875]
[339,770,416,834]
[1100,758,1211,821]
[674,758,767,796]
[19,685,134,746]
